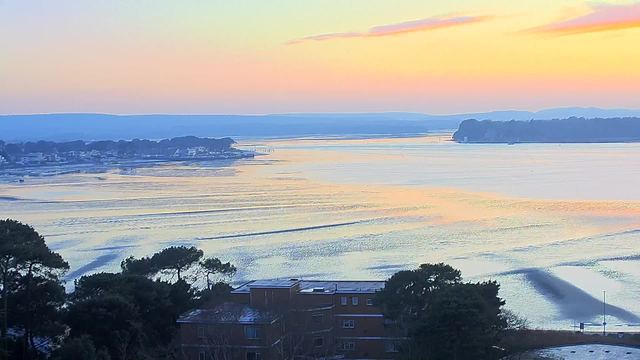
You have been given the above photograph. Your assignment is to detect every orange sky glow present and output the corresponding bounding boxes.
[1,0,639,114]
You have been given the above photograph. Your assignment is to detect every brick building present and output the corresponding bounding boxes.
[179,279,401,360]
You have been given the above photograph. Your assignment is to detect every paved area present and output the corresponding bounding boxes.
[533,344,640,359]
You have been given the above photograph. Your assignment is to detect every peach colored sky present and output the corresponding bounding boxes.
[1,0,639,115]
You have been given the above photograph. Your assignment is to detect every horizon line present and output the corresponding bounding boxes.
[2,106,640,118]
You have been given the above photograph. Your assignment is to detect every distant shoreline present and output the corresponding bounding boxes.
[0,153,259,180]
[0,135,254,173]
[0,151,256,169]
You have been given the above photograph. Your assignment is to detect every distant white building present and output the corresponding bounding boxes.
[22,153,46,164]
[46,154,60,162]
[173,149,188,157]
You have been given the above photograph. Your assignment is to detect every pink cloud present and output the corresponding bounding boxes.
[286,15,490,45]
[526,3,640,36]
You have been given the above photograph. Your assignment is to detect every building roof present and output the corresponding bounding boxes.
[177,302,280,325]
[300,280,385,294]
[246,279,301,288]
[231,279,385,294]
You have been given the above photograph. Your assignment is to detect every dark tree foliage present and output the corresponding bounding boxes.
[194,282,234,309]
[8,276,66,354]
[55,335,111,360]
[69,246,232,360]
[453,117,640,143]
[416,282,506,360]
[200,257,237,290]
[151,246,203,281]
[122,246,203,282]
[73,272,200,343]
[4,144,22,155]
[0,219,69,359]
[65,295,139,351]
[119,256,154,277]
[1,136,235,156]
[375,263,461,320]
[375,264,506,360]
[0,219,235,360]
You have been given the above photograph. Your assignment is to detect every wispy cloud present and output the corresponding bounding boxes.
[286,15,491,45]
[525,3,640,36]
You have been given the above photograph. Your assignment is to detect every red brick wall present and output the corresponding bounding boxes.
[337,338,392,359]
[250,288,293,309]
[181,287,394,360]
[335,316,388,338]
[333,293,380,315]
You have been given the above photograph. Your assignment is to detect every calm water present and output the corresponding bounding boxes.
[1,135,640,330]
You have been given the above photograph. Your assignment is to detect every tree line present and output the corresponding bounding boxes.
[453,117,640,143]
[0,136,235,157]
[0,219,236,360]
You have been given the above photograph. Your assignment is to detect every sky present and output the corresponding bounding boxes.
[1,0,639,115]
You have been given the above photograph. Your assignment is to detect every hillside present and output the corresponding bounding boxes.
[453,117,640,143]
[3,107,640,142]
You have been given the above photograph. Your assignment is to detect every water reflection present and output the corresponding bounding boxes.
[0,135,639,329]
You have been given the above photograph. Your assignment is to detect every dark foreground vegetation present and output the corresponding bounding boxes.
[0,219,637,360]
[374,263,510,360]
[453,117,640,143]
[0,219,235,360]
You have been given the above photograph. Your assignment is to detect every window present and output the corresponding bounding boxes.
[351,296,359,305]
[198,325,205,338]
[313,312,323,324]
[246,352,261,360]
[366,298,374,306]
[199,351,206,360]
[340,342,355,351]
[341,319,355,329]
[313,336,324,347]
[385,341,401,353]
[245,326,261,339]
[341,296,347,305]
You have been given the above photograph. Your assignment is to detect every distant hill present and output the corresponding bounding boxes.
[453,117,640,143]
[0,113,434,142]
[2,107,640,141]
